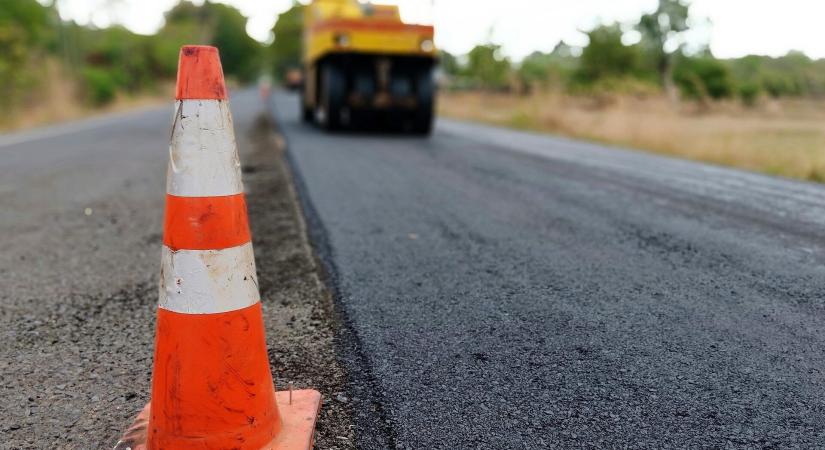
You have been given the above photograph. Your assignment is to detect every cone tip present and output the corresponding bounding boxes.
[175,45,227,100]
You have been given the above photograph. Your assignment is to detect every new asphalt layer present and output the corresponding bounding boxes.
[274,91,825,448]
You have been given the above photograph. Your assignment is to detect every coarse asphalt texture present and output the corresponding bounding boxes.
[274,90,825,448]
[0,90,353,448]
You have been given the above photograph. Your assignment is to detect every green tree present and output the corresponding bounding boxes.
[673,55,733,101]
[270,2,304,81]
[210,3,263,82]
[82,26,154,89]
[575,24,643,85]
[439,50,461,78]
[637,0,690,96]
[725,51,825,99]
[0,0,52,43]
[517,42,579,89]
[149,21,200,77]
[161,1,263,82]
[465,43,511,90]
[518,51,551,88]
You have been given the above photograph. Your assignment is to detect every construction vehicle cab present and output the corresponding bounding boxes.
[302,0,437,134]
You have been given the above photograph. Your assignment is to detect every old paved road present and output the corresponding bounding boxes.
[0,90,322,447]
[274,90,825,448]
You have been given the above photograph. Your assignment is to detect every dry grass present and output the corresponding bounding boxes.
[0,60,171,133]
[439,90,825,182]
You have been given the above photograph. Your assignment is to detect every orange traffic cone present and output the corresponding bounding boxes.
[114,45,321,450]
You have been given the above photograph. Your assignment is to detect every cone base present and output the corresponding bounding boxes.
[114,390,322,450]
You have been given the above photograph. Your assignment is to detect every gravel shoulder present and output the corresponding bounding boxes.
[245,112,355,449]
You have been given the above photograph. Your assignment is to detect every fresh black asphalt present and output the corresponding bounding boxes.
[274,91,825,448]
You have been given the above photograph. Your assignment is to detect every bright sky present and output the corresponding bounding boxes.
[53,0,825,61]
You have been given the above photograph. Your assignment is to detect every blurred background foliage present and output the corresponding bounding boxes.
[269,3,304,81]
[4,0,825,126]
[437,0,825,107]
[0,0,267,118]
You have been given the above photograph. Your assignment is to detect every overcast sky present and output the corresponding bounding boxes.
[52,0,825,61]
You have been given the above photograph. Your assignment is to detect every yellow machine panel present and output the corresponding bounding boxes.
[301,0,437,134]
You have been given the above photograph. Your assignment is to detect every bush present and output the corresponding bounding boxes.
[270,3,304,81]
[673,56,733,100]
[762,74,799,98]
[0,0,53,109]
[465,43,511,90]
[574,24,648,86]
[738,82,760,106]
[163,1,264,83]
[81,67,117,105]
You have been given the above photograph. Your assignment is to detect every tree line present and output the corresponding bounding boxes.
[3,0,824,118]
[1,0,271,113]
[442,0,825,106]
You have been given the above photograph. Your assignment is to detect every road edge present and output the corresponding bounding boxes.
[267,104,399,449]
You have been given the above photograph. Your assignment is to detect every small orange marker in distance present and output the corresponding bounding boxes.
[114,45,321,450]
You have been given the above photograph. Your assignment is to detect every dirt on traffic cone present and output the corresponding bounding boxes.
[114,45,321,450]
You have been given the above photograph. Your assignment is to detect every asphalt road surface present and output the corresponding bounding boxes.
[274,91,825,448]
[3,88,825,448]
[1,101,171,448]
[0,90,352,448]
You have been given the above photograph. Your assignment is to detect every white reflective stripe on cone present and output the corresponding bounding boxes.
[159,242,260,314]
[167,99,244,197]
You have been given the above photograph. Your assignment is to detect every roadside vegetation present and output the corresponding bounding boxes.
[0,0,272,130]
[439,0,825,182]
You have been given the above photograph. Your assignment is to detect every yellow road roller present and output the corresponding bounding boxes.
[302,0,437,133]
